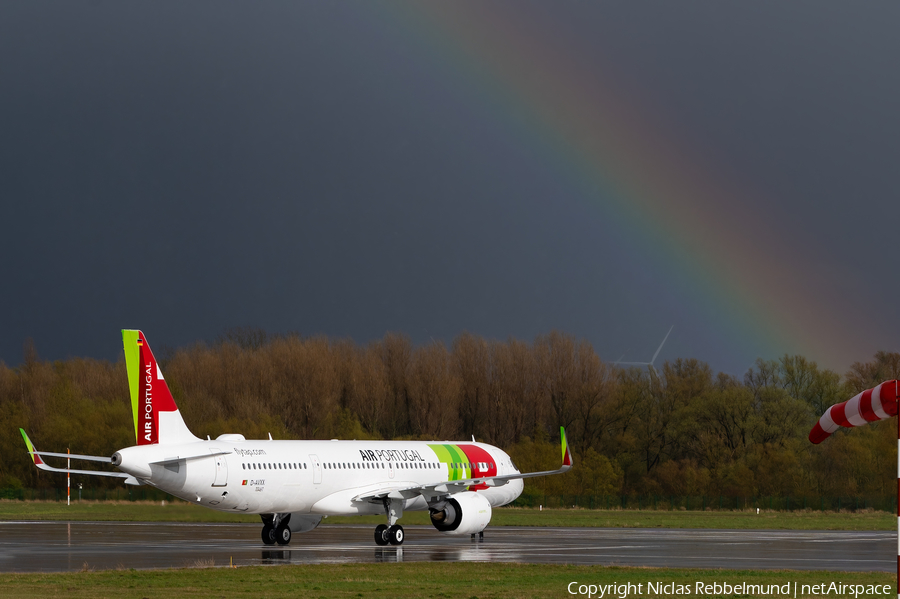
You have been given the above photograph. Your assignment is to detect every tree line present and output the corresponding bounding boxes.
[1,328,898,499]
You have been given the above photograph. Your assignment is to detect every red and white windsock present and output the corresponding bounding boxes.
[808,380,899,444]
[809,380,900,599]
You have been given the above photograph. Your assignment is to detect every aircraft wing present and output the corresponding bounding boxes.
[20,428,129,479]
[28,450,112,462]
[353,427,573,503]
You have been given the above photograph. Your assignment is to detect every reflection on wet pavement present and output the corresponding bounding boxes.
[0,522,891,572]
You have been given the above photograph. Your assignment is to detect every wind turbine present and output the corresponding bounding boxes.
[614,325,674,378]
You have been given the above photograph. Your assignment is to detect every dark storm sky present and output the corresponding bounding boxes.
[1,2,897,376]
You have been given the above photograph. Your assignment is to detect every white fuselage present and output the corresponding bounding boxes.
[113,439,524,516]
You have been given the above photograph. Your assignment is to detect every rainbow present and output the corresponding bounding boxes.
[368,4,879,370]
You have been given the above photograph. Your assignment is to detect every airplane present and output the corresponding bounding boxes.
[20,330,573,546]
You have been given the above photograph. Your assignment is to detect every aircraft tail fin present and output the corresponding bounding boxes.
[122,330,200,445]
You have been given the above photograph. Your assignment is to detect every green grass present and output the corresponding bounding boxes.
[0,563,891,598]
[0,500,260,523]
[0,500,893,530]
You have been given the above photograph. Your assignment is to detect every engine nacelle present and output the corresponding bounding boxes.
[429,491,492,535]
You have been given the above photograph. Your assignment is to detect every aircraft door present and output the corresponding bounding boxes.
[211,449,228,487]
[309,454,322,484]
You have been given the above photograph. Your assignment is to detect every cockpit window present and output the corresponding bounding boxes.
[509,458,518,471]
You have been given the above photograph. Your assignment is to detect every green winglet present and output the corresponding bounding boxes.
[20,428,38,464]
[560,426,572,467]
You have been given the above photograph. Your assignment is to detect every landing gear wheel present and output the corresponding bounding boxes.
[275,525,292,546]
[388,524,404,545]
[261,524,276,545]
[374,524,389,546]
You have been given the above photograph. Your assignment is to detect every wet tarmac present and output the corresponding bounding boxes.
[0,522,891,572]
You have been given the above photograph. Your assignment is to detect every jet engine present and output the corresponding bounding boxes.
[429,491,492,535]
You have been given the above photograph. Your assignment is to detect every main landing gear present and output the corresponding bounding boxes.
[374,523,404,545]
[374,497,404,546]
[261,513,292,546]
